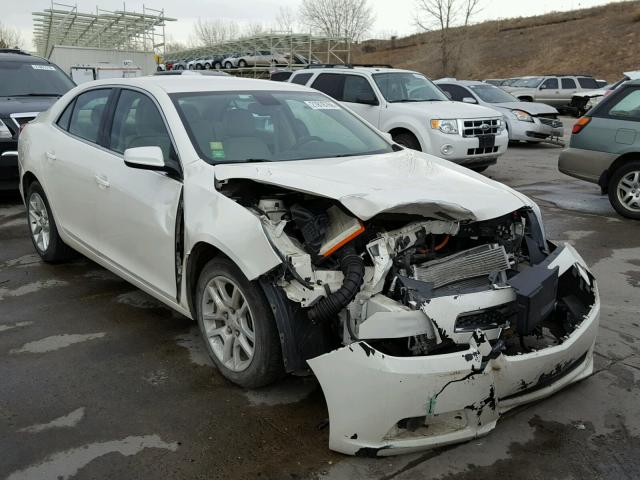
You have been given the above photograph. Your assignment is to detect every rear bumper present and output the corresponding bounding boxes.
[0,148,19,191]
[309,244,599,457]
[558,147,617,184]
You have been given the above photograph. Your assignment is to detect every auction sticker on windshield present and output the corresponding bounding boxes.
[31,65,56,71]
[304,100,340,110]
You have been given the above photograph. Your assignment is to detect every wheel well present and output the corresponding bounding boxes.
[518,96,533,102]
[600,152,640,192]
[185,242,225,318]
[22,172,38,198]
[388,128,421,149]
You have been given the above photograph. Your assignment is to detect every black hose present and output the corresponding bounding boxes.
[308,245,365,323]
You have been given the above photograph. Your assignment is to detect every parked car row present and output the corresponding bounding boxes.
[168,52,317,71]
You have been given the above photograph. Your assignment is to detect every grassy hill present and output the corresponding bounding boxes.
[352,1,640,81]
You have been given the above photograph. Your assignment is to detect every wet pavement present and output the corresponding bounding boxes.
[1,117,639,479]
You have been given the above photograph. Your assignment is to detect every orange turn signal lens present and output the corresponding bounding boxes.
[572,116,591,134]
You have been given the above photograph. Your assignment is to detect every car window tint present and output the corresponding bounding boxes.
[561,78,577,89]
[578,77,598,89]
[68,89,110,143]
[311,74,346,100]
[438,84,469,102]
[109,89,177,163]
[542,78,558,89]
[56,99,74,131]
[290,73,312,85]
[342,75,376,103]
[607,88,640,120]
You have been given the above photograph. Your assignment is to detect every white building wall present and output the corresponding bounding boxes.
[49,45,156,76]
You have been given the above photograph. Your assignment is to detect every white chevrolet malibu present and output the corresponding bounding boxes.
[18,76,599,456]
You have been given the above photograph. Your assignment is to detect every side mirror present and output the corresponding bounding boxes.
[124,146,166,171]
[540,84,548,90]
[356,95,379,106]
[462,97,477,104]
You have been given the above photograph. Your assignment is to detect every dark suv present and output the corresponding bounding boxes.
[0,49,75,191]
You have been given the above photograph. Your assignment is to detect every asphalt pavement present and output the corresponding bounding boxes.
[1,117,639,479]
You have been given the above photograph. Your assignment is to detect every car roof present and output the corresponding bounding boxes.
[298,66,419,75]
[0,51,49,63]
[435,79,486,87]
[84,75,313,94]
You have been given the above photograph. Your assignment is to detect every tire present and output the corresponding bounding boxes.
[608,161,640,219]
[392,132,421,151]
[26,181,74,263]
[196,257,283,388]
[213,61,222,70]
[238,59,247,68]
[188,64,194,70]
[204,63,211,70]
[224,62,232,69]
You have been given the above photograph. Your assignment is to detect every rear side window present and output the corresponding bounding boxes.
[607,88,640,121]
[541,78,558,89]
[68,89,111,143]
[291,73,312,85]
[56,100,75,131]
[561,78,577,89]
[311,73,346,100]
[578,77,598,89]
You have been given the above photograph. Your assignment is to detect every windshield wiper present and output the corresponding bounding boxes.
[389,99,442,103]
[15,93,63,97]
[226,158,272,163]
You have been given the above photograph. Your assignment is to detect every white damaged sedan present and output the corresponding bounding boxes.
[18,76,599,456]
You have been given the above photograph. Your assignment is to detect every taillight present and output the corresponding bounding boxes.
[572,116,591,134]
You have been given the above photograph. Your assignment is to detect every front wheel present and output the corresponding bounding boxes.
[224,62,232,69]
[608,161,640,219]
[238,59,247,68]
[213,61,222,70]
[26,181,74,262]
[196,258,283,388]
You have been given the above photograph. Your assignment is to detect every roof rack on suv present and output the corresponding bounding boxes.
[304,63,393,69]
[0,48,30,55]
[545,73,594,77]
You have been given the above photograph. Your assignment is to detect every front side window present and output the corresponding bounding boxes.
[561,78,577,89]
[468,84,518,103]
[438,84,471,102]
[68,89,111,143]
[373,72,447,102]
[109,89,177,163]
[606,88,640,120]
[0,60,75,97]
[171,91,392,164]
[342,75,377,104]
[541,78,558,89]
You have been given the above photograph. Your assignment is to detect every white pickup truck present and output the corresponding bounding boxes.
[288,66,508,172]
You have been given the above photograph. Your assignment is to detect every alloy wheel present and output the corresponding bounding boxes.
[28,192,50,252]
[201,276,256,372]
[616,170,640,213]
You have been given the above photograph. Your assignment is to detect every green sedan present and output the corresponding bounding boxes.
[559,79,640,219]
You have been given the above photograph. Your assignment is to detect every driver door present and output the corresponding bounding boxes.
[94,88,183,301]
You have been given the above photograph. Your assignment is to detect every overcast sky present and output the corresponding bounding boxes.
[3,0,626,48]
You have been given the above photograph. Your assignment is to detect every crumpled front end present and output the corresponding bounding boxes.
[309,243,599,456]
[215,175,599,456]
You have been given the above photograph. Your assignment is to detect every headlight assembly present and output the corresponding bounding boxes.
[430,119,458,134]
[511,110,533,122]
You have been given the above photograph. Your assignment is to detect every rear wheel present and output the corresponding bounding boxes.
[608,161,640,219]
[213,61,222,70]
[196,257,283,388]
[204,63,211,70]
[224,61,233,69]
[26,181,74,262]
[392,132,421,151]
[238,59,247,68]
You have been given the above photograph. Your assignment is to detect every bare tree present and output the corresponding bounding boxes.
[0,21,23,49]
[415,0,482,76]
[300,0,375,41]
[192,19,240,47]
[243,22,266,37]
[275,6,298,33]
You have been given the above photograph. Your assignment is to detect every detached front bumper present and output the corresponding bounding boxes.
[508,117,564,143]
[308,244,599,456]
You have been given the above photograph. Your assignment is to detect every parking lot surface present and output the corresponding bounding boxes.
[1,118,639,480]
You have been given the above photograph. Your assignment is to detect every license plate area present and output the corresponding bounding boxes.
[478,134,496,149]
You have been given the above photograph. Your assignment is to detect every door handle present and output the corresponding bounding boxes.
[45,151,56,161]
[94,174,110,189]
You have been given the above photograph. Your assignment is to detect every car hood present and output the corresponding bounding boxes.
[214,150,530,222]
[574,88,607,98]
[0,96,59,117]
[393,101,501,120]
[489,101,558,115]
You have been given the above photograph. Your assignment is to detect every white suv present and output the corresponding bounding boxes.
[289,66,508,172]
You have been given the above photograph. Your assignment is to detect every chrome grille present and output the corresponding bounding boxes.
[413,244,510,289]
[538,117,563,129]
[462,118,500,137]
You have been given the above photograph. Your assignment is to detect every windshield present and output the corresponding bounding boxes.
[0,61,75,97]
[171,91,393,164]
[511,77,544,88]
[469,84,518,103]
[373,72,448,102]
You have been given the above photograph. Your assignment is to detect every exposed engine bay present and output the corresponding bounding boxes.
[220,180,596,366]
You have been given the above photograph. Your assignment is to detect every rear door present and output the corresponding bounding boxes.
[94,87,183,300]
[44,88,113,248]
[559,78,578,103]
